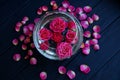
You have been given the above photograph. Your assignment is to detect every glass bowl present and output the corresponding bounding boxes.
[33,11,83,60]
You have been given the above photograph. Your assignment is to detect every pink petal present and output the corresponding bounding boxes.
[34,18,40,24]
[81,21,89,29]
[93,25,101,32]
[75,7,83,14]
[50,0,56,6]
[13,53,21,61]
[68,5,75,12]
[12,38,18,46]
[24,37,30,44]
[15,26,20,32]
[58,66,66,74]
[85,40,90,47]
[22,44,27,50]
[37,7,43,15]
[90,39,98,45]
[58,7,67,12]
[93,32,101,39]
[30,57,37,65]
[82,47,90,55]
[40,71,47,80]
[30,43,35,49]
[16,22,22,27]
[62,0,70,8]
[67,70,76,79]
[83,31,91,38]
[92,14,99,21]
[27,50,33,56]
[22,16,29,22]
[21,20,26,25]
[80,64,91,74]
[79,13,87,20]
[93,44,100,50]
[52,3,58,10]
[19,35,25,41]
[80,42,85,48]
[87,17,93,24]
[83,6,92,13]
[42,5,48,11]
[23,26,30,35]
[28,23,34,31]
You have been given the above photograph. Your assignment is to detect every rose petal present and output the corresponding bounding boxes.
[23,26,30,36]
[27,50,33,56]
[28,23,34,31]
[30,43,35,49]
[42,5,48,11]
[80,64,91,74]
[58,7,67,12]
[93,44,100,50]
[22,44,27,50]
[50,0,56,6]
[81,21,89,29]
[16,22,22,27]
[34,18,40,24]
[40,71,47,80]
[83,6,92,13]
[24,37,30,44]
[19,35,25,41]
[37,7,43,15]
[68,5,75,12]
[52,3,58,10]
[85,40,90,47]
[62,0,70,8]
[82,47,90,55]
[80,42,85,48]
[21,20,26,25]
[90,39,98,45]
[92,14,99,21]
[79,13,87,20]
[93,25,101,33]
[12,38,18,46]
[22,16,29,22]
[93,32,101,39]
[67,70,76,79]
[75,7,83,14]
[58,66,66,74]
[13,53,21,61]
[30,57,37,65]
[83,31,91,38]
[87,17,93,24]
[15,26,20,32]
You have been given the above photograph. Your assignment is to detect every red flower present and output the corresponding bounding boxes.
[56,42,72,59]
[51,33,63,43]
[68,21,76,30]
[39,41,49,50]
[39,28,52,41]
[50,17,67,33]
[66,30,76,43]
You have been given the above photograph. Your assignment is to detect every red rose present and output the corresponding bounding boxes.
[39,28,52,41]
[51,33,63,43]
[39,41,49,50]
[68,21,76,30]
[50,17,67,33]
[56,42,72,59]
[66,30,76,43]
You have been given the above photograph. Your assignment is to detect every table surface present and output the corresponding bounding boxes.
[0,0,120,80]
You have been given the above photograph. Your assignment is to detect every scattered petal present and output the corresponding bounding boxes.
[58,7,67,12]
[90,39,98,45]
[30,43,35,49]
[80,42,85,48]
[93,44,100,50]
[75,7,83,14]
[79,13,87,20]
[82,47,90,55]
[30,57,37,65]
[68,5,75,12]
[24,37,30,44]
[22,44,27,50]
[92,14,99,21]
[21,20,26,25]
[67,70,76,79]
[27,49,33,56]
[28,23,34,31]
[13,53,21,61]
[85,40,90,47]
[87,17,93,24]
[62,0,70,8]
[19,35,25,41]
[83,6,92,13]
[81,21,89,29]
[83,31,91,38]
[58,66,66,74]
[93,25,101,33]
[52,3,58,10]
[42,5,48,11]
[93,32,101,39]
[16,22,22,27]
[40,71,47,80]
[23,16,29,22]
[80,64,91,74]
[15,26,20,32]
[23,26,30,35]
[12,38,18,46]
[50,0,56,6]
[37,7,43,15]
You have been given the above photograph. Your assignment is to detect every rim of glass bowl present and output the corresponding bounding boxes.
[33,11,83,60]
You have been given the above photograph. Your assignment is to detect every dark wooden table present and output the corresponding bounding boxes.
[0,0,120,80]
